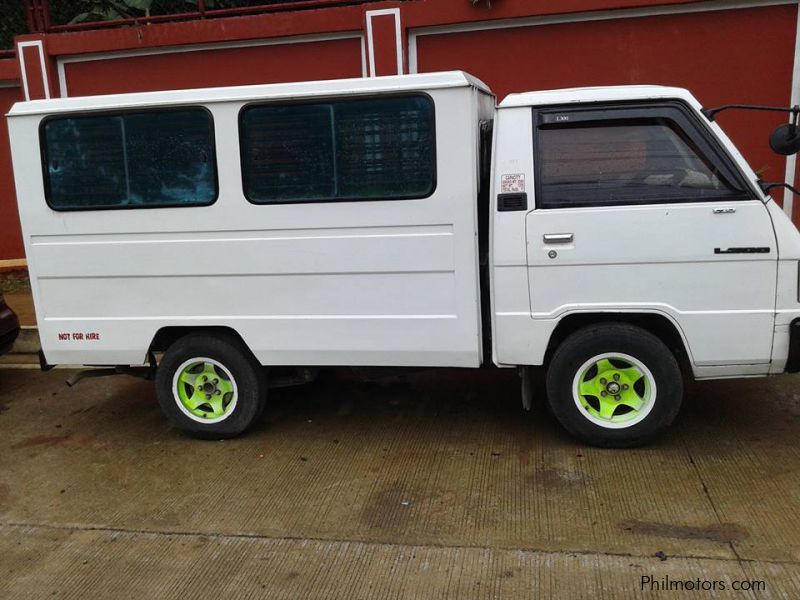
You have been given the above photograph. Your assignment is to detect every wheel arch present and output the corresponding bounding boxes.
[149,326,259,363]
[543,312,694,375]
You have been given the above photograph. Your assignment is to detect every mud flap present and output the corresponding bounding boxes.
[520,366,533,411]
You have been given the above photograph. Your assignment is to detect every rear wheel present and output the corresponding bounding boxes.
[155,332,265,439]
[545,323,682,447]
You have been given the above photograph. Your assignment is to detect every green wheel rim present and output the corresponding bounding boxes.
[173,357,237,424]
[572,352,656,429]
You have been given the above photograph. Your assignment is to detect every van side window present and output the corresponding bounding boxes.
[535,113,750,209]
[42,108,217,211]
[240,95,435,204]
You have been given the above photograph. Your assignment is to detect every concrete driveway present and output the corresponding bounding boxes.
[0,367,798,598]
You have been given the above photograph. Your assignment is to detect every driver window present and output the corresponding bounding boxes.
[537,117,743,209]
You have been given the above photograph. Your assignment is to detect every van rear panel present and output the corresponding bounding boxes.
[9,73,490,367]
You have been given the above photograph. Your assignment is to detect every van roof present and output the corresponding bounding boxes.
[500,85,701,109]
[8,71,491,117]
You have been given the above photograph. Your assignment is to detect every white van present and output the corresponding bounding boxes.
[8,71,800,446]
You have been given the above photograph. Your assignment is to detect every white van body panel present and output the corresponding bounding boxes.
[767,198,800,373]
[9,71,492,118]
[9,74,800,380]
[489,105,540,367]
[10,72,491,367]
[525,201,777,368]
[491,85,788,376]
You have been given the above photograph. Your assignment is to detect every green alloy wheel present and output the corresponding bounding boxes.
[155,332,265,439]
[173,357,238,424]
[572,352,655,429]
[545,323,683,448]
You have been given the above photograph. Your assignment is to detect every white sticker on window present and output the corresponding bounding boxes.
[501,173,525,193]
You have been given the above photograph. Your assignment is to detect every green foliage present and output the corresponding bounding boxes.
[0,0,28,50]
[67,0,153,24]
[2,0,348,45]
[52,0,222,26]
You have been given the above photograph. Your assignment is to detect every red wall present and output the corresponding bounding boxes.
[369,13,401,76]
[1,0,798,260]
[0,86,24,261]
[63,37,364,96]
[417,4,797,193]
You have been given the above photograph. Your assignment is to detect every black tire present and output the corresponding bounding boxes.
[545,323,682,448]
[155,332,265,439]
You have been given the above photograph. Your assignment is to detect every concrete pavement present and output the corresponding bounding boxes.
[0,367,798,598]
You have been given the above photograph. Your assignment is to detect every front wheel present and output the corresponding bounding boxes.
[545,323,683,447]
[155,332,265,439]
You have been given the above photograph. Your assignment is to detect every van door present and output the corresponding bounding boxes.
[526,103,777,369]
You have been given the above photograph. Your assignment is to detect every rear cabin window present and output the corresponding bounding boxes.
[42,108,216,210]
[240,95,435,204]
[536,117,746,209]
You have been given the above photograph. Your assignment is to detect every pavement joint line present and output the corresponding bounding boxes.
[684,442,749,573]
[2,521,798,567]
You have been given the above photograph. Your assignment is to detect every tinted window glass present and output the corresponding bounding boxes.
[43,109,216,210]
[241,95,435,203]
[240,104,335,201]
[537,118,744,208]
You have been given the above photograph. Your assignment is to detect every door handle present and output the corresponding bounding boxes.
[713,207,736,214]
[543,233,573,244]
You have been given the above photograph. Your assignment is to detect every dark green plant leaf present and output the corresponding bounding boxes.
[124,0,154,10]
[68,11,92,24]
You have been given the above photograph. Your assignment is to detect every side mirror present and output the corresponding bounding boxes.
[770,123,800,155]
